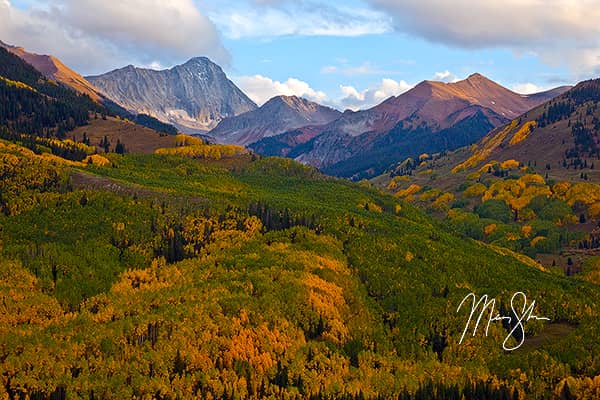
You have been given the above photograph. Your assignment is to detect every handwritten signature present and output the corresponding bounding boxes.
[457,292,550,351]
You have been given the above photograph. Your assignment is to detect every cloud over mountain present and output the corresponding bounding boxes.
[339,78,412,110]
[0,0,228,74]
[235,75,327,106]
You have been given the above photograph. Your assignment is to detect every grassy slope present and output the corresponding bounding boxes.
[67,116,178,154]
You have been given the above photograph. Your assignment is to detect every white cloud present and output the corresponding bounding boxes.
[367,0,600,77]
[145,61,165,71]
[511,83,548,94]
[209,2,392,39]
[234,74,327,106]
[340,85,364,101]
[338,78,413,110]
[0,0,228,74]
[434,70,459,83]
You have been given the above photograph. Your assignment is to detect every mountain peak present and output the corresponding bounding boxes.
[466,72,487,81]
[209,95,340,146]
[268,95,305,107]
[182,56,214,67]
[270,94,300,102]
[87,57,257,132]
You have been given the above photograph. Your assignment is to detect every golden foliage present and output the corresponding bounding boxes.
[0,76,37,92]
[84,154,111,167]
[560,182,600,206]
[519,173,546,186]
[552,181,571,198]
[0,258,63,333]
[482,174,552,215]
[420,189,442,202]
[530,236,547,247]
[155,144,247,160]
[463,183,487,198]
[175,134,204,147]
[483,243,545,271]
[395,184,421,198]
[484,224,497,235]
[589,202,600,217]
[180,214,263,258]
[521,225,533,238]
[0,139,96,169]
[432,192,454,210]
[478,162,497,174]
[303,272,349,345]
[452,119,518,173]
[499,159,520,169]
[509,121,537,145]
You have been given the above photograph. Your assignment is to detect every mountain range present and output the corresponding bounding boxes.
[208,95,341,146]
[0,38,573,181]
[250,74,570,179]
[86,58,257,132]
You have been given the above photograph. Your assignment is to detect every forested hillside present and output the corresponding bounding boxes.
[1,139,599,399]
[0,47,102,144]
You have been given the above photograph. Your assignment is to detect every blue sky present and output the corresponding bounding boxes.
[2,0,596,110]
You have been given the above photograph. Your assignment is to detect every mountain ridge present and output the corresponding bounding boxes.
[251,73,570,179]
[209,95,341,146]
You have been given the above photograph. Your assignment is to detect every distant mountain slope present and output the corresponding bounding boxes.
[452,78,600,180]
[209,95,341,146]
[251,74,569,179]
[86,58,257,132]
[0,40,102,102]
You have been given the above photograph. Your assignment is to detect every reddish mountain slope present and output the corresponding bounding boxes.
[452,78,600,183]
[251,74,570,179]
[0,40,102,102]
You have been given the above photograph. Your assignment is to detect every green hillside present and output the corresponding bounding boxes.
[1,141,599,399]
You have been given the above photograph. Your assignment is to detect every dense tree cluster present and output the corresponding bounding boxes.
[536,101,574,127]
[133,113,178,135]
